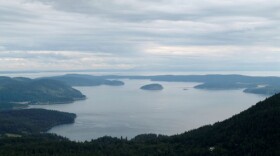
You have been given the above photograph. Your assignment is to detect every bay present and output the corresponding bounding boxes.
[30,79,266,141]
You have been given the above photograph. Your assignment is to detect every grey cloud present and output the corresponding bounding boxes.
[2,0,280,49]
[33,0,280,21]
[0,6,39,23]
[0,0,280,71]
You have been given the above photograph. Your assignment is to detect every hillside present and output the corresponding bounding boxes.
[167,93,280,155]
[0,109,76,135]
[0,76,85,106]
[1,93,280,155]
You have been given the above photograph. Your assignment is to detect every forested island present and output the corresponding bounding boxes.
[0,76,85,108]
[1,92,280,155]
[140,83,163,90]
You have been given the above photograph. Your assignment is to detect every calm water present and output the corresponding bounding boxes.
[30,79,266,141]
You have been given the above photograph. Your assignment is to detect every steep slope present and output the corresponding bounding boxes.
[162,93,280,155]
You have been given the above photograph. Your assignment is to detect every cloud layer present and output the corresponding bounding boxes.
[0,0,280,71]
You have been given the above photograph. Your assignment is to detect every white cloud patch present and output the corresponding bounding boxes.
[145,45,280,58]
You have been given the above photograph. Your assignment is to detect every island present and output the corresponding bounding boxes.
[0,76,86,106]
[140,84,163,90]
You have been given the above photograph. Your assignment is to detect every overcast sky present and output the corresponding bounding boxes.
[0,0,280,72]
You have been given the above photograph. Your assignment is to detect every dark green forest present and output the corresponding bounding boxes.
[0,109,76,134]
[1,93,280,155]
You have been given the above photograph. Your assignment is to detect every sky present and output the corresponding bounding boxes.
[0,0,280,72]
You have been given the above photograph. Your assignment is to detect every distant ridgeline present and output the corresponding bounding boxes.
[0,76,85,109]
[1,89,280,155]
[43,74,125,86]
[96,74,280,95]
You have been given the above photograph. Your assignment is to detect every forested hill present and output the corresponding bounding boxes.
[0,76,85,106]
[1,93,280,155]
[0,109,76,134]
[167,92,280,155]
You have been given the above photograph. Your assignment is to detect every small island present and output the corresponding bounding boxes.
[140,84,163,91]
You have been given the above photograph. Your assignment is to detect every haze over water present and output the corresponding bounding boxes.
[30,78,267,141]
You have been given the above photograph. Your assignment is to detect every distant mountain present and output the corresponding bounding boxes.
[43,74,124,86]
[1,92,280,155]
[140,83,163,90]
[0,76,85,105]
